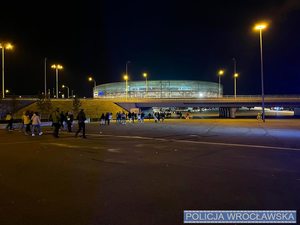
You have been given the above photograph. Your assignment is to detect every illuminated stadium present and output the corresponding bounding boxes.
[93,80,221,98]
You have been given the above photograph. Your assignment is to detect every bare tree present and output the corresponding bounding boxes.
[72,96,81,116]
[36,94,53,120]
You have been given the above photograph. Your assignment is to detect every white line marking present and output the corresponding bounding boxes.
[107,148,120,153]
[1,133,300,152]
[43,142,104,150]
[88,133,300,152]
[0,141,40,145]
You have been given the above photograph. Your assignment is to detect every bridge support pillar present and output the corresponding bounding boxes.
[219,107,237,118]
[294,108,300,116]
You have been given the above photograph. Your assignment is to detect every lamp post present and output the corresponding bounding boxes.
[88,76,96,88]
[234,73,239,99]
[44,57,47,97]
[254,22,268,122]
[125,61,131,77]
[51,64,63,98]
[143,72,148,97]
[62,85,70,98]
[232,58,237,97]
[123,74,129,100]
[217,69,224,97]
[0,42,13,99]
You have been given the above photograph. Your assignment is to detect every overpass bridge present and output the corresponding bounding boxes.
[1,95,300,118]
[113,95,300,118]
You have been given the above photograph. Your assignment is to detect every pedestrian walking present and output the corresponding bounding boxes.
[66,111,74,132]
[105,112,110,125]
[31,112,43,136]
[60,111,66,130]
[108,113,112,125]
[5,112,13,131]
[23,111,31,135]
[50,108,61,138]
[100,113,105,125]
[75,109,87,138]
[141,112,145,123]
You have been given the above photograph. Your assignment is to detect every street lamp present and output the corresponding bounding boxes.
[254,22,268,122]
[143,72,148,97]
[125,61,131,77]
[123,74,129,100]
[51,64,63,98]
[0,42,14,99]
[234,73,239,99]
[88,76,96,87]
[62,85,70,98]
[217,69,225,97]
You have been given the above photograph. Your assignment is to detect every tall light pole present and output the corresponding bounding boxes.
[232,58,238,99]
[125,61,131,77]
[0,42,13,99]
[62,85,70,98]
[88,76,96,88]
[217,69,224,97]
[254,22,268,122]
[234,73,239,99]
[44,57,47,97]
[123,74,129,100]
[51,64,63,98]
[143,72,148,97]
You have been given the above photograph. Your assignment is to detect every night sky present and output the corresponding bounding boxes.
[1,0,300,97]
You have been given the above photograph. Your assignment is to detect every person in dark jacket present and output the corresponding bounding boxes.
[75,109,86,138]
[50,108,61,138]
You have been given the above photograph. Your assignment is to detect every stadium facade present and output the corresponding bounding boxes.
[93,80,221,98]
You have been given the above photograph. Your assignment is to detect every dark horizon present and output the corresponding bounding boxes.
[1,0,300,97]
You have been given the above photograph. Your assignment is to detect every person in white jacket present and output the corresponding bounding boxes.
[31,112,43,136]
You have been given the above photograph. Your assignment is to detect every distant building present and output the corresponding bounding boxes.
[93,80,221,98]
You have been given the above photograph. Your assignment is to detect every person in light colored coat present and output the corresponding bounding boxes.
[31,112,43,136]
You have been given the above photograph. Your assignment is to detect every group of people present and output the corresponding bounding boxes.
[100,111,169,125]
[50,108,86,138]
[114,111,146,124]
[20,111,43,136]
[50,110,74,133]
[153,112,166,123]
[100,112,113,125]
[4,108,167,139]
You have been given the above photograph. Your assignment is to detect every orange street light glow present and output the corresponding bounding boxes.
[218,70,224,76]
[254,23,267,31]
[5,43,14,50]
[51,64,63,69]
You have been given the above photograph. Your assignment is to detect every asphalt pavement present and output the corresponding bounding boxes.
[0,119,299,225]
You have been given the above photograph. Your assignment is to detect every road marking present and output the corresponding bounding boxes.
[1,133,300,152]
[0,140,40,145]
[88,133,300,152]
[107,148,120,153]
[43,142,104,150]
